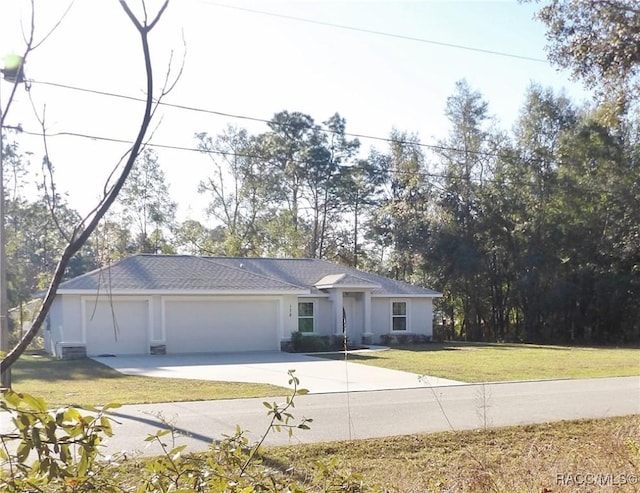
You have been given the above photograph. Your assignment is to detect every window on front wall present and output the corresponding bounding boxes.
[392,301,407,331]
[298,302,314,333]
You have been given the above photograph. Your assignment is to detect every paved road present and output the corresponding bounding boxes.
[100,376,639,457]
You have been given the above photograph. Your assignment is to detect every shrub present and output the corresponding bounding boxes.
[410,334,431,344]
[290,332,330,352]
[0,390,121,492]
[291,331,304,351]
[395,333,410,344]
[0,372,375,492]
[379,334,393,345]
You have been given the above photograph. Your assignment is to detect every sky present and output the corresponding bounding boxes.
[0,0,592,228]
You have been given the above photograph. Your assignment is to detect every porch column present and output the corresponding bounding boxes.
[330,289,343,335]
[363,291,373,343]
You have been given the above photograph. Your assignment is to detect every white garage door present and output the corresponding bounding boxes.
[164,299,279,353]
[85,299,149,356]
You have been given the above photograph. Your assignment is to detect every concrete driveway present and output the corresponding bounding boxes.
[92,351,464,393]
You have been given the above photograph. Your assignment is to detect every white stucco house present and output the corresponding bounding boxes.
[44,254,442,359]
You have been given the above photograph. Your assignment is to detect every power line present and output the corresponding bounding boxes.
[10,127,482,177]
[10,127,601,191]
[29,79,499,157]
[200,1,548,64]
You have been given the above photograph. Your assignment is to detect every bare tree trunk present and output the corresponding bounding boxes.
[0,0,170,378]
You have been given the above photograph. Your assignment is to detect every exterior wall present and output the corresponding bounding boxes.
[150,295,163,342]
[280,295,299,340]
[370,297,434,343]
[313,298,332,336]
[45,295,84,358]
[292,297,332,338]
[370,298,388,341]
[409,297,434,334]
[44,298,62,355]
[48,293,292,356]
[45,291,436,356]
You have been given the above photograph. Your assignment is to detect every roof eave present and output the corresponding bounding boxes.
[371,292,443,298]
[56,288,308,296]
[314,283,381,290]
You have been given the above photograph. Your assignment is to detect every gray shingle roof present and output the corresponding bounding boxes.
[58,255,306,293]
[206,257,440,296]
[314,273,381,289]
[58,255,441,297]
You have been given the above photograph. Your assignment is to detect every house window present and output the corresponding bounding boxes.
[298,302,314,333]
[392,301,407,331]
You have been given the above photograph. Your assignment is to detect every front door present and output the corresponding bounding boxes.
[342,296,360,342]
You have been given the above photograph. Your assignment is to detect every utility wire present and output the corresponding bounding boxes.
[12,127,487,174]
[10,127,601,191]
[29,80,499,157]
[200,1,548,64]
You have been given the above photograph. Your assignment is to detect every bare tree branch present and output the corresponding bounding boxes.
[26,95,74,243]
[1,0,173,373]
[30,1,76,51]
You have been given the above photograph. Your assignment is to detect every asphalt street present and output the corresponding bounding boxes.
[100,376,639,458]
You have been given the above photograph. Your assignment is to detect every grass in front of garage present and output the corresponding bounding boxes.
[10,351,289,407]
[320,342,640,382]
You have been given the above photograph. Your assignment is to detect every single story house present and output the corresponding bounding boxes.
[44,254,442,359]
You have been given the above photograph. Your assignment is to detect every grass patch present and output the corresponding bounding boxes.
[324,342,640,382]
[11,352,288,407]
[265,414,640,492]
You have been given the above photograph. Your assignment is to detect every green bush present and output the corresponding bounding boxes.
[290,331,330,352]
[0,372,376,492]
[395,334,410,344]
[0,390,121,492]
[379,334,393,345]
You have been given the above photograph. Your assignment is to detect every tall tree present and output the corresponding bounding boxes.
[510,85,577,342]
[2,0,173,378]
[173,219,226,256]
[370,130,432,282]
[338,152,387,268]
[2,138,95,308]
[304,113,360,260]
[432,80,495,340]
[534,1,640,104]
[257,111,319,256]
[551,111,639,343]
[117,148,177,254]
[196,125,265,256]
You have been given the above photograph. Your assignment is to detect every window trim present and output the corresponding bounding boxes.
[391,300,409,332]
[297,301,315,334]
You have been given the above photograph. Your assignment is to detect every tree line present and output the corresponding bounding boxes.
[4,77,639,345]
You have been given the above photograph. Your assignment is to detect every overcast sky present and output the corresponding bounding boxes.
[0,0,592,227]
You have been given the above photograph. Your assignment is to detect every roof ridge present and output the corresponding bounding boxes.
[200,257,308,291]
[319,259,441,294]
[57,254,135,286]
[204,256,318,262]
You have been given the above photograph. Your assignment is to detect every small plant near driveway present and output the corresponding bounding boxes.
[0,371,375,492]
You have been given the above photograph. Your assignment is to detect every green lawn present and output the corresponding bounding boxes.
[265,415,640,492]
[8,343,640,408]
[323,342,640,382]
[10,352,289,407]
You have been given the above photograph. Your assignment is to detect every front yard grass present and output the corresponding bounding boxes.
[11,352,288,407]
[323,342,640,382]
[8,343,639,407]
[265,414,640,492]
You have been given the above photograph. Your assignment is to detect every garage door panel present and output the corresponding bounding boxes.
[85,300,148,356]
[165,299,279,353]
